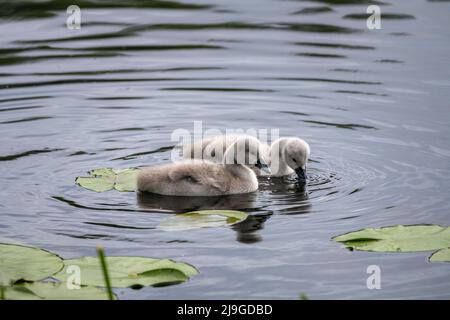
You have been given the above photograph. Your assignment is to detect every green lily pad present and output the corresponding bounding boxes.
[429,248,450,263]
[333,225,450,252]
[54,256,198,288]
[76,168,139,192]
[0,243,63,284]
[158,210,249,231]
[114,168,139,192]
[3,282,114,300]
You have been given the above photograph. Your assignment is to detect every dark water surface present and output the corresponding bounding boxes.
[1,0,450,299]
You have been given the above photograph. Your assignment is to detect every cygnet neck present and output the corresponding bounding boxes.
[270,138,294,176]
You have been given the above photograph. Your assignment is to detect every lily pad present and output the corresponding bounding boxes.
[54,256,198,288]
[333,225,450,252]
[158,210,249,231]
[3,282,114,300]
[0,243,63,284]
[429,248,450,263]
[76,168,139,192]
[114,168,139,192]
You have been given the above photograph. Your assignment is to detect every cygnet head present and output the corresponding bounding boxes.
[282,138,310,183]
[223,136,271,174]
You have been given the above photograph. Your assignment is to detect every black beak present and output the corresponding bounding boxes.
[295,167,307,184]
[255,159,271,174]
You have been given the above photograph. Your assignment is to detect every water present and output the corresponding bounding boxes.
[1,0,450,299]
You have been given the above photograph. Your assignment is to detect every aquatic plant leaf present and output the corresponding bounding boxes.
[3,282,114,300]
[75,168,139,192]
[114,168,139,192]
[75,176,115,192]
[333,225,450,252]
[158,210,249,231]
[429,248,450,263]
[0,243,63,284]
[54,256,198,288]
[90,168,116,177]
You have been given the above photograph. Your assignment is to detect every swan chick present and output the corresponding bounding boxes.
[270,137,310,183]
[138,137,270,196]
[183,135,310,182]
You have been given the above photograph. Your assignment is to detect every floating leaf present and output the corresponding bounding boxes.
[75,176,114,192]
[114,168,139,192]
[54,256,198,288]
[333,225,450,252]
[158,210,249,231]
[429,248,450,263]
[0,243,63,284]
[90,168,116,176]
[3,282,114,300]
[76,168,139,192]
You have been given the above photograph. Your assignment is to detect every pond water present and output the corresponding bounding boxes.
[1,0,450,299]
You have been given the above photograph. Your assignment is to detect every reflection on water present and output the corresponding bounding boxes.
[232,214,271,244]
[137,179,310,243]
[1,0,450,299]
[138,191,269,244]
[137,191,259,213]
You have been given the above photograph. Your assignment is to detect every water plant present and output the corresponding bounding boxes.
[333,225,450,262]
[158,210,249,231]
[299,293,309,300]
[429,248,450,263]
[3,282,113,300]
[0,243,198,300]
[96,246,114,300]
[0,243,64,283]
[54,256,198,288]
[76,168,139,192]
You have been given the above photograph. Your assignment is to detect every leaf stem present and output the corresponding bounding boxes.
[96,245,114,300]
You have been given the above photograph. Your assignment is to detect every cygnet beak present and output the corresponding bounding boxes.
[256,158,271,174]
[295,166,307,184]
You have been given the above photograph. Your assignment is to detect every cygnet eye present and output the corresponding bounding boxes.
[184,175,199,184]
[292,158,297,163]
